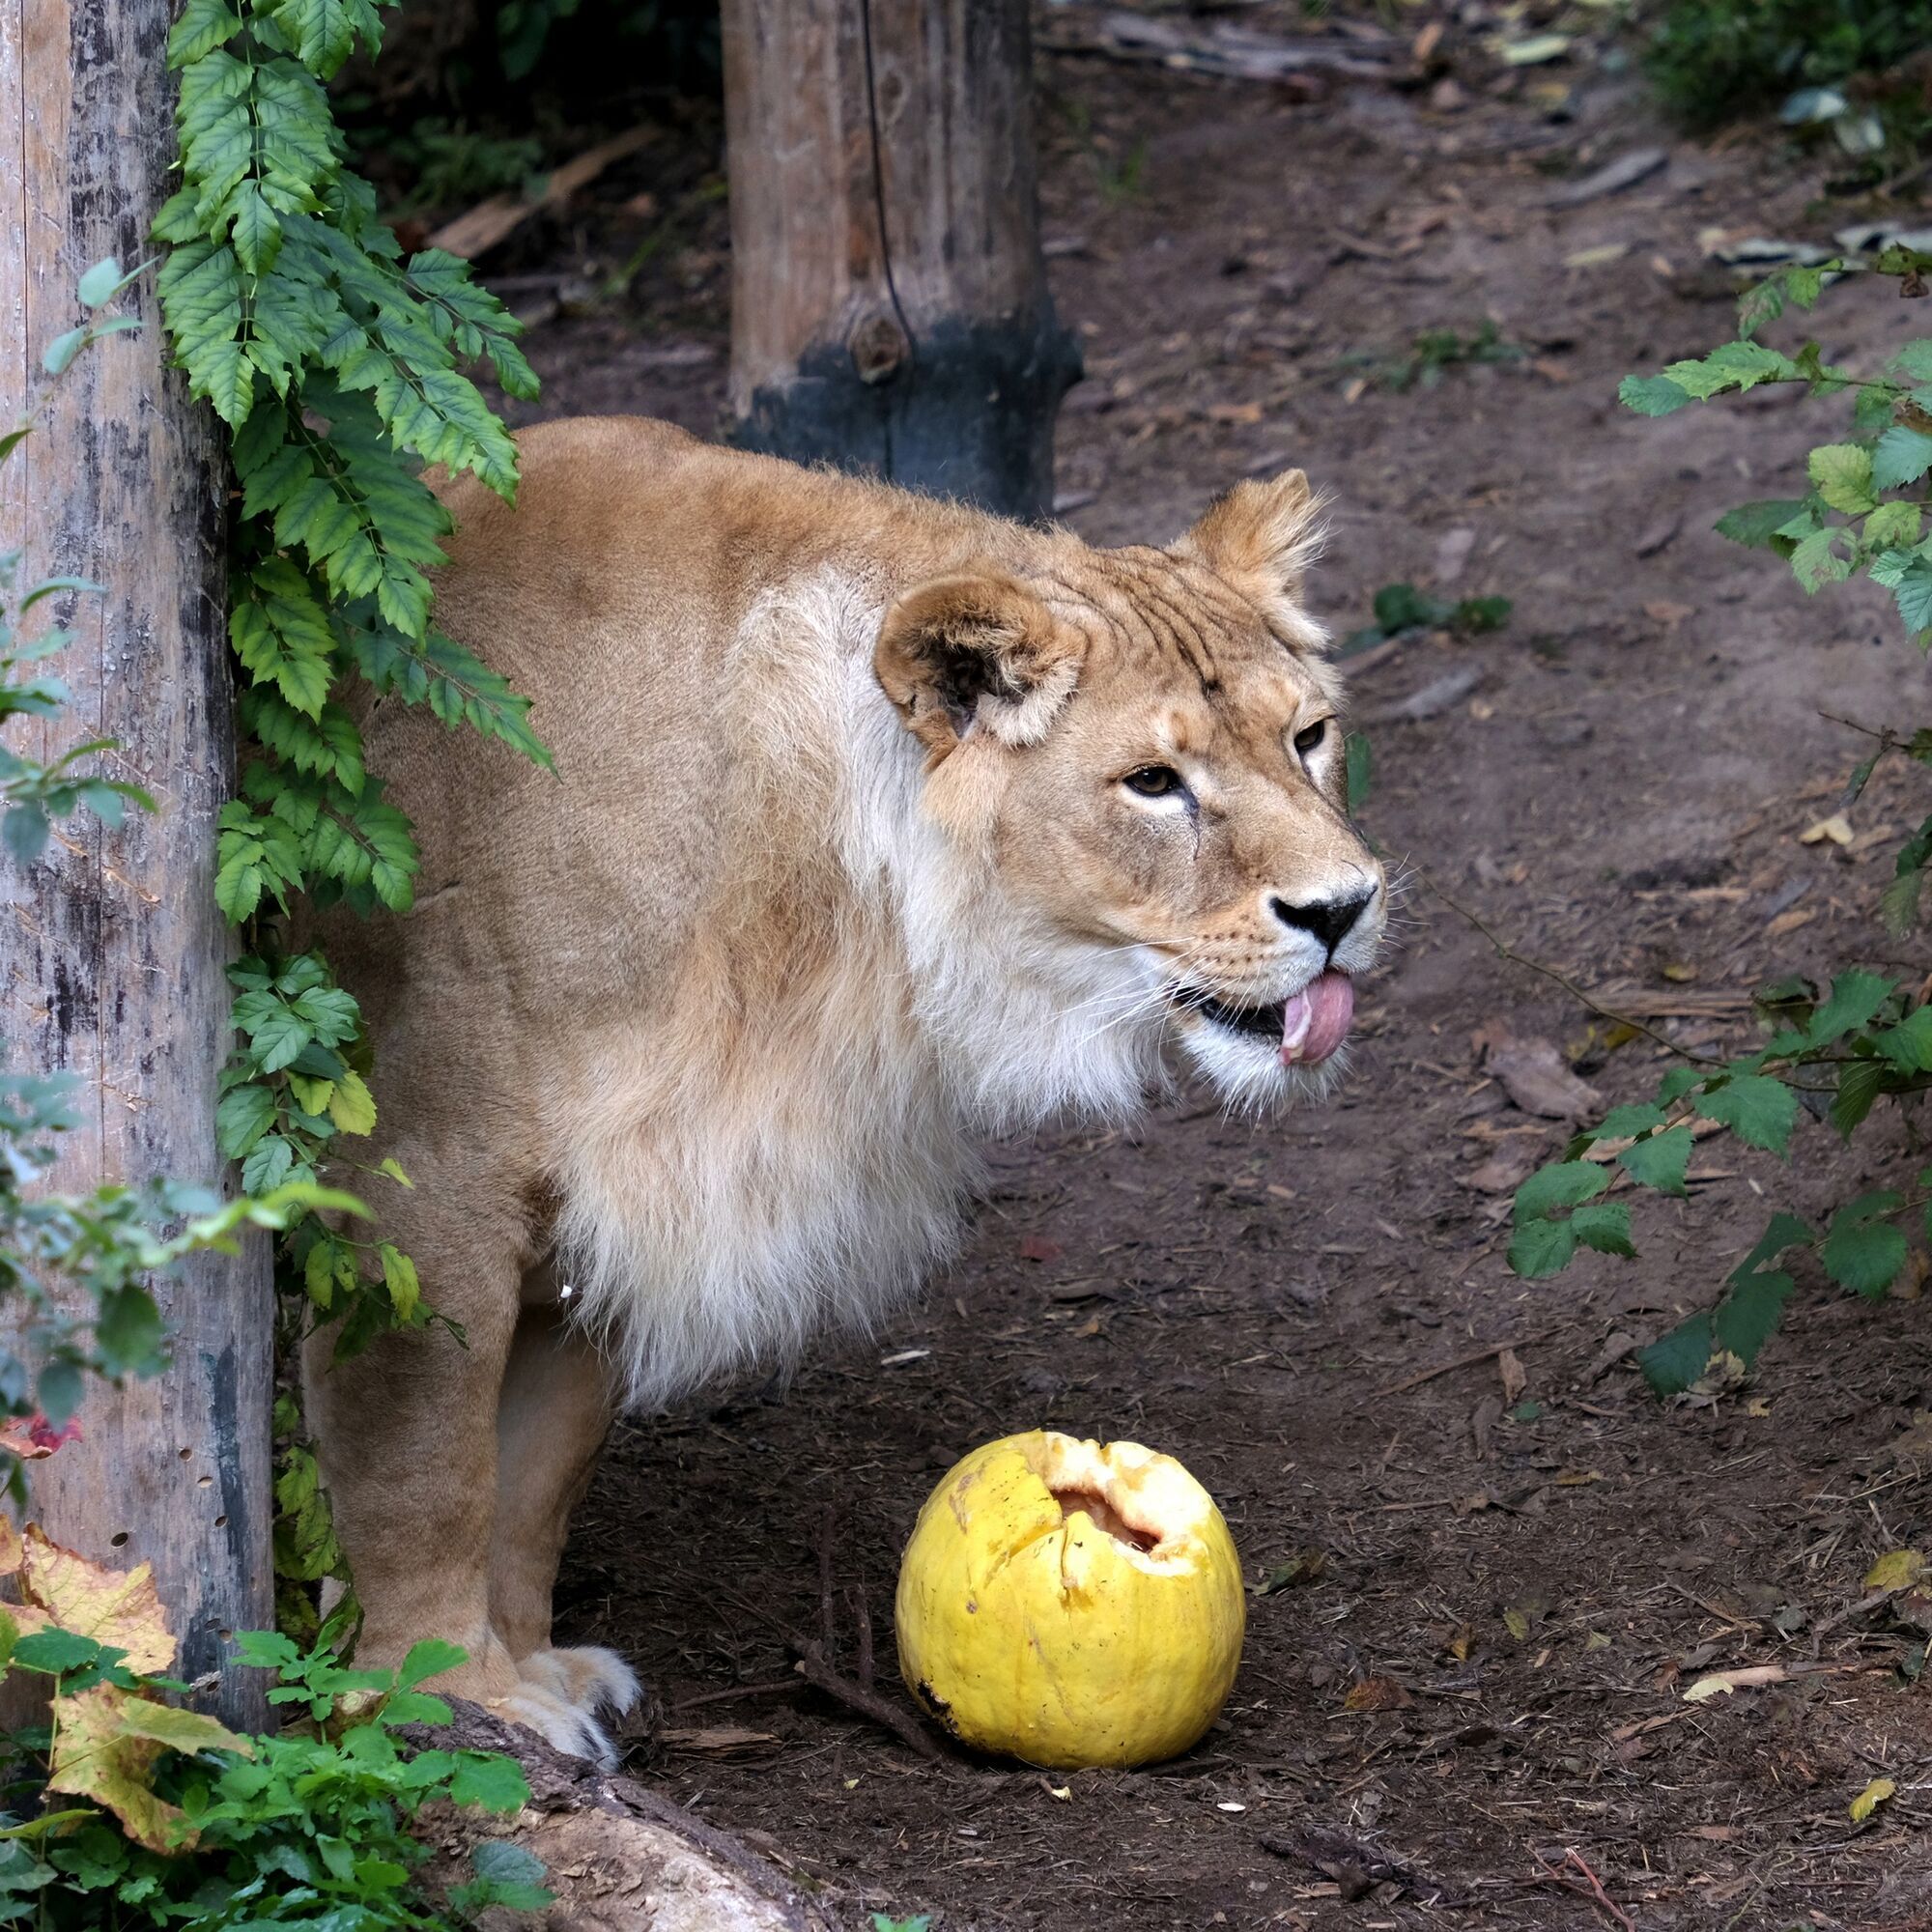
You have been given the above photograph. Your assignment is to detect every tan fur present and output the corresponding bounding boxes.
[305,417,1386,1762]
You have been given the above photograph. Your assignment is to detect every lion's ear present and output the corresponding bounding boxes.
[874,572,1085,757]
[1175,469,1324,625]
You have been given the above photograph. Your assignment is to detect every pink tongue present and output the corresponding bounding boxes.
[1280,971,1355,1065]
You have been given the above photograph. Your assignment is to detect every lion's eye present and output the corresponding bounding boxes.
[1293,719,1329,757]
[1122,764,1185,800]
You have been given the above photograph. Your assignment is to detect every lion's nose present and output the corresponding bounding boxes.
[1267,886,1376,955]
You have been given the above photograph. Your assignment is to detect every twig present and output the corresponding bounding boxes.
[792,1638,947,1763]
[816,1503,837,1655]
[668,1678,803,1713]
[1376,1330,1554,1398]
[1533,1848,1635,1932]
[1416,864,1718,1063]
[849,1582,875,1693]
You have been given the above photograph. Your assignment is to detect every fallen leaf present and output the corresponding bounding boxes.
[1463,1149,1537,1193]
[1662,962,1699,982]
[1502,1606,1531,1641]
[1472,1394,1503,1461]
[1850,1776,1895,1824]
[1257,1549,1327,1595]
[1497,1348,1526,1405]
[1765,907,1816,939]
[1441,1624,1475,1662]
[1565,242,1630,270]
[1585,1630,1612,1651]
[1800,813,1854,847]
[0,1415,82,1462]
[1499,31,1571,65]
[1017,1235,1064,1263]
[1863,1549,1927,1593]
[1480,1033,1605,1122]
[1684,1663,1792,1701]
[1343,1675,1412,1712]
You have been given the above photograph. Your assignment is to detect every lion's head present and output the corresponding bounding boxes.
[873,469,1386,1117]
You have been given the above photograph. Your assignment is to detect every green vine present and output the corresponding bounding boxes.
[1508,245,1932,1393]
[156,0,550,1624]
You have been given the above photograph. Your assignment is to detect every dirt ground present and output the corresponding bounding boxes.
[469,10,1932,1924]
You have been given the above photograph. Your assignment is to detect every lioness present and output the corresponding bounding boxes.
[309,416,1386,1762]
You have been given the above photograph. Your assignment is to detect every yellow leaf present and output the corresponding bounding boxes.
[1799,813,1854,847]
[45,1687,198,1852]
[0,1518,21,1577]
[1850,1776,1895,1824]
[1585,1631,1611,1652]
[1503,1607,1530,1640]
[1863,1549,1927,1593]
[327,1068,377,1137]
[17,1524,175,1674]
[285,1073,334,1119]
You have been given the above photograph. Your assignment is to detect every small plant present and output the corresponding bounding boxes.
[1645,0,1932,159]
[1507,244,1932,1392]
[1374,322,1524,394]
[0,1520,546,1927]
[1340,582,1512,655]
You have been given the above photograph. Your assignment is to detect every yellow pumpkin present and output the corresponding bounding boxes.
[895,1430,1245,1768]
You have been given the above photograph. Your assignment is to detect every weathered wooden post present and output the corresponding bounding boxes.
[0,0,271,1724]
[722,0,1081,521]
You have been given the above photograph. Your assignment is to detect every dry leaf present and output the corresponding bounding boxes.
[1441,1624,1475,1662]
[45,1684,247,1852]
[1478,1031,1605,1122]
[1343,1675,1412,1712]
[1496,1349,1526,1405]
[1257,1549,1327,1595]
[1850,1776,1895,1824]
[1799,814,1854,846]
[1643,600,1694,626]
[1502,1606,1531,1641]
[1585,1630,1612,1651]
[1683,1663,1791,1701]
[17,1524,175,1675]
[1863,1549,1927,1593]
[1472,1394,1503,1461]
[1765,907,1816,939]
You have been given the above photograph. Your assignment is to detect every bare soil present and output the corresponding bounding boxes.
[474,14,1932,1924]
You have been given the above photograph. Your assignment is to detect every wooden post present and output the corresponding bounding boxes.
[0,0,271,1725]
[722,0,1081,522]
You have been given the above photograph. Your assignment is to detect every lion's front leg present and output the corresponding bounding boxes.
[302,1187,624,1765]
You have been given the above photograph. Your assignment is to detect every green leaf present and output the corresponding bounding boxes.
[1715,498,1809,549]
[12,1630,102,1676]
[1595,1102,1667,1139]
[214,1082,278,1159]
[1790,526,1852,592]
[166,0,242,66]
[1872,425,1932,493]
[1636,1314,1714,1397]
[396,1636,466,1690]
[227,183,282,278]
[448,1752,532,1813]
[1344,731,1372,814]
[1805,969,1893,1046]
[1570,1200,1634,1257]
[1864,500,1923,550]
[1821,1192,1908,1299]
[1833,1057,1887,1139]
[1620,374,1693,416]
[1894,559,1932,636]
[1508,1217,1576,1279]
[1876,1006,1932,1072]
[1513,1160,1609,1223]
[1808,443,1877,514]
[1699,1073,1798,1152]
[1617,1126,1692,1195]
[379,1243,419,1321]
[325,1067,377,1135]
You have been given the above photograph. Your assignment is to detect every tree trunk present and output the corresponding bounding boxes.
[0,0,271,1727]
[722,0,1080,522]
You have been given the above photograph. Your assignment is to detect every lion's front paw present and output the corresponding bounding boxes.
[492,1645,639,1769]
[488,1679,621,1769]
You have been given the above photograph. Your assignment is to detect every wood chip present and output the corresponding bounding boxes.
[1545,146,1667,209]
[429,126,657,260]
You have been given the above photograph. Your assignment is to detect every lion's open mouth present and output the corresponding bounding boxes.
[1180,970,1355,1065]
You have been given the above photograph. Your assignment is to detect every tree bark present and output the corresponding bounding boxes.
[722,0,1080,522]
[0,0,271,1728]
